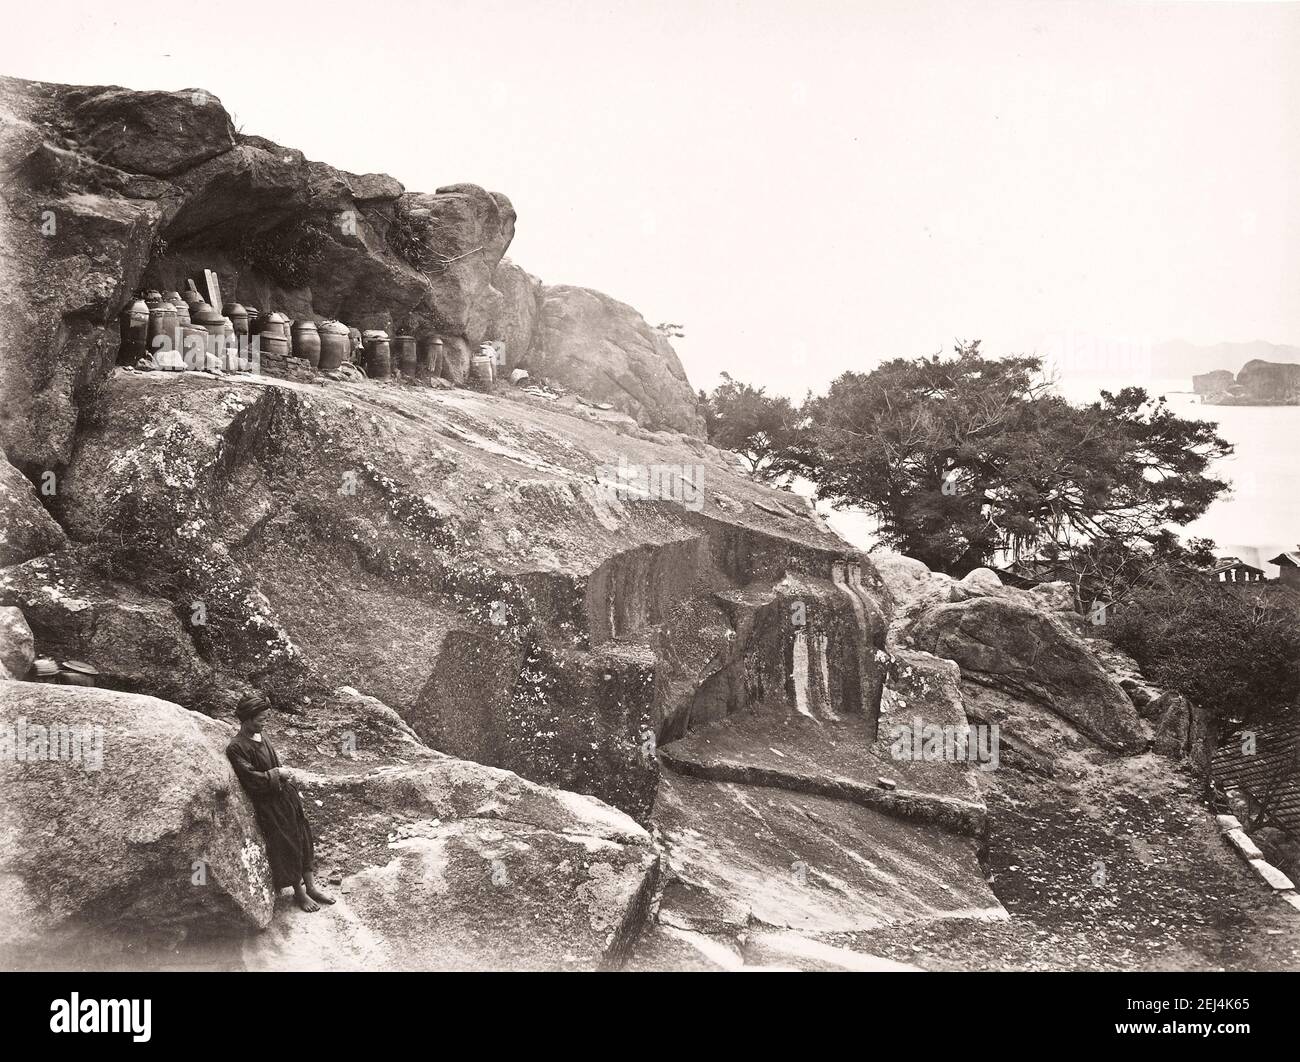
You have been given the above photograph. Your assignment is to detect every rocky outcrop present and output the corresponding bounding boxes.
[37,366,884,825]
[908,596,1146,754]
[0,605,34,679]
[1150,692,1192,757]
[0,683,274,952]
[1193,359,1300,405]
[651,771,1003,939]
[526,286,704,435]
[466,257,542,370]
[236,689,659,971]
[1192,369,1234,397]
[0,75,703,473]
[0,451,66,566]
[873,551,1076,645]
[0,549,217,710]
[1236,359,1300,403]
[0,680,661,970]
[872,552,961,641]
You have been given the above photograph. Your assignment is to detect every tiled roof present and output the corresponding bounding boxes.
[1212,717,1300,834]
[1268,552,1300,567]
[1211,559,1263,575]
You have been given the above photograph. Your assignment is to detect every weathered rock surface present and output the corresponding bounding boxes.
[1192,369,1235,396]
[0,451,66,566]
[908,597,1147,753]
[874,551,1077,649]
[873,551,960,642]
[0,74,703,473]
[0,682,661,970]
[46,368,884,823]
[659,643,987,838]
[1149,692,1192,757]
[526,285,704,435]
[651,771,1004,937]
[227,688,661,971]
[0,549,217,709]
[960,567,1004,595]
[0,683,274,954]
[0,605,35,679]
[1195,358,1300,405]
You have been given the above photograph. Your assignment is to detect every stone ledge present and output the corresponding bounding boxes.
[659,748,987,837]
[1225,827,1265,861]
[1247,858,1295,891]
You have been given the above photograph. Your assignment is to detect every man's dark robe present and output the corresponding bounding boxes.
[226,732,314,890]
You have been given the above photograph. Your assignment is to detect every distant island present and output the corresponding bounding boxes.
[1192,358,1300,405]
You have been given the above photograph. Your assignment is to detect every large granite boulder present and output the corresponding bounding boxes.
[0,76,165,469]
[0,550,218,710]
[526,285,704,434]
[0,450,65,565]
[467,257,542,369]
[0,684,274,952]
[960,567,1004,595]
[0,606,35,680]
[908,596,1146,753]
[235,688,660,971]
[58,84,236,177]
[871,552,960,643]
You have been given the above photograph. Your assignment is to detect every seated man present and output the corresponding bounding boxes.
[226,691,334,913]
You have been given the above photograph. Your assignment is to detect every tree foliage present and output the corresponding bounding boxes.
[799,342,1232,574]
[700,372,804,484]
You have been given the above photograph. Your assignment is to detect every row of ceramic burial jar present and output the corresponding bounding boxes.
[122,292,449,380]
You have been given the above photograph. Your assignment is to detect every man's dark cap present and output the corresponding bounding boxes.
[235,691,272,720]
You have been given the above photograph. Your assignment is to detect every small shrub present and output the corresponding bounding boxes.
[387,200,440,272]
[1107,577,1300,738]
[239,215,330,288]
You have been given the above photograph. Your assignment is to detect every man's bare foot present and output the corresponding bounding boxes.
[294,888,320,913]
[305,884,335,905]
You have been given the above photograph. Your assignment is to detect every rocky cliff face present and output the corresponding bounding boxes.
[0,350,897,968]
[0,74,702,474]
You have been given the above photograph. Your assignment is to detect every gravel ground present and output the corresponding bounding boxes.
[829,750,1300,970]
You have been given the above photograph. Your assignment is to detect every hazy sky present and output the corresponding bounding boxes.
[6,0,1298,399]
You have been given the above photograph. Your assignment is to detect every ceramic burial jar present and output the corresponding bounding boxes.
[317,320,350,371]
[291,320,321,367]
[118,297,150,364]
[223,302,249,343]
[470,346,496,391]
[260,312,290,355]
[146,300,179,361]
[362,329,391,378]
[181,283,205,311]
[392,331,417,377]
[417,336,444,381]
[180,323,208,369]
[191,303,226,357]
[164,292,191,326]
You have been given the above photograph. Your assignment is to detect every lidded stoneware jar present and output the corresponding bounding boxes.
[291,320,321,367]
[318,320,350,371]
[362,329,391,378]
